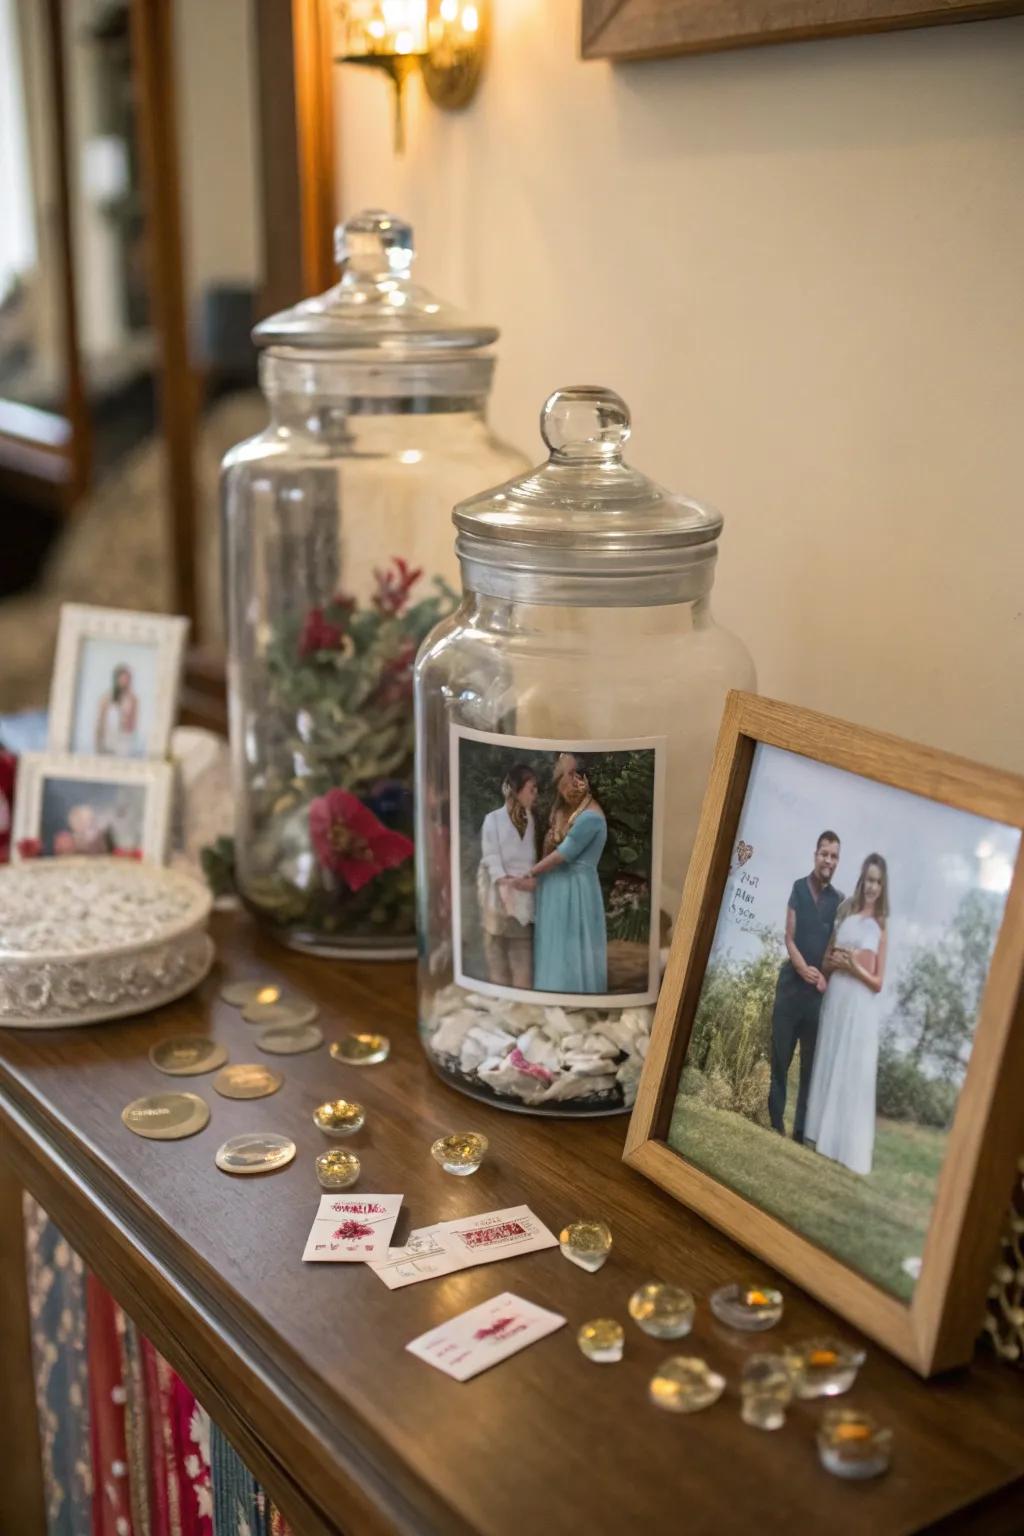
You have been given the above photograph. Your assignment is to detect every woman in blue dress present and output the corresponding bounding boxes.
[529,758,608,993]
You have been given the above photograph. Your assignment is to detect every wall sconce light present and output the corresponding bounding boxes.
[333,1,487,154]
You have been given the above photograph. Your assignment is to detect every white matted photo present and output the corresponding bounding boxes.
[48,604,189,760]
[450,726,665,1008]
[13,753,174,864]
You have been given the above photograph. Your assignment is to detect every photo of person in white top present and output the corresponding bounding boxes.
[476,765,539,990]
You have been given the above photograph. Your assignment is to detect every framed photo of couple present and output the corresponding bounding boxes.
[627,691,1024,1375]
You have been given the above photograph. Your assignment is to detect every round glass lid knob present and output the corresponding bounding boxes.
[540,386,631,462]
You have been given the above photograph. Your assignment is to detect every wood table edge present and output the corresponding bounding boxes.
[0,1065,475,1536]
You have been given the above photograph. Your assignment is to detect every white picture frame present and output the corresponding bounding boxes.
[12,753,175,866]
[47,604,189,761]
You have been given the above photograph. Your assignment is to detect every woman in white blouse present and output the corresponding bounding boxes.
[477,765,539,989]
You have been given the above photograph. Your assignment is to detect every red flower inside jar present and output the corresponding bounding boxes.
[309,789,414,893]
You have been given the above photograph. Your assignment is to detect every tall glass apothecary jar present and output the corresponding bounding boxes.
[221,210,527,956]
[415,386,756,1114]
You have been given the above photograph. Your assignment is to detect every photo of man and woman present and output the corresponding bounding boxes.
[452,729,664,1007]
[669,743,1020,1300]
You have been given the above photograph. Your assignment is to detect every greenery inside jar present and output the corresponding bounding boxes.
[203,559,457,945]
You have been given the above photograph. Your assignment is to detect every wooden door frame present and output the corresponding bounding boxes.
[0,0,91,509]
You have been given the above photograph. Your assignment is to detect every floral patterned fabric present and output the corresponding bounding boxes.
[24,1202,295,1536]
[210,1422,271,1536]
[23,1194,93,1536]
[87,1275,134,1536]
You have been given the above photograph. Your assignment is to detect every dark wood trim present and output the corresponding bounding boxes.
[0,1167,47,1536]
[179,646,229,735]
[253,0,304,317]
[129,0,199,630]
[45,0,91,501]
[581,0,1024,59]
[292,0,338,295]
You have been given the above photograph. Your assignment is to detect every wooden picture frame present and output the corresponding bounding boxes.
[12,753,174,866]
[47,604,189,762]
[581,0,1024,61]
[625,691,1024,1375]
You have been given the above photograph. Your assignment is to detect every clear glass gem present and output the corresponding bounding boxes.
[330,1032,391,1066]
[628,1282,695,1339]
[818,1408,892,1479]
[710,1282,784,1332]
[577,1319,624,1363]
[560,1219,613,1272]
[313,1099,366,1136]
[649,1357,725,1414]
[740,1353,794,1430]
[431,1131,488,1175]
[783,1338,866,1399]
[316,1149,361,1189]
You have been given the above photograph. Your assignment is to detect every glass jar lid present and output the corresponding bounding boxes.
[453,386,723,569]
[252,209,498,354]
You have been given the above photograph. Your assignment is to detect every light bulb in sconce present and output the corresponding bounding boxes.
[334,0,488,153]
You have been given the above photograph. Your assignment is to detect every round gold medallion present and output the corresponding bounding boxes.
[221,980,282,1008]
[329,1032,390,1066]
[149,1036,228,1076]
[212,1063,283,1100]
[242,996,318,1028]
[257,1023,323,1055]
[215,1132,296,1175]
[122,1092,210,1140]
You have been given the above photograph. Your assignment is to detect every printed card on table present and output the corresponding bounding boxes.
[406,1291,566,1381]
[302,1193,403,1263]
[370,1205,557,1289]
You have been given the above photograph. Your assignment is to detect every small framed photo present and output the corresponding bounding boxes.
[48,603,189,760]
[626,691,1024,1375]
[12,753,174,864]
[450,726,666,1008]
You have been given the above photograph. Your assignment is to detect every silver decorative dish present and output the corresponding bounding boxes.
[0,857,213,1027]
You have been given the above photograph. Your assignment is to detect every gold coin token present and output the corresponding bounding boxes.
[329,1032,390,1066]
[212,1063,284,1100]
[122,1092,210,1141]
[220,980,282,1008]
[149,1036,228,1076]
[242,996,319,1028]
[215,1132,296,1175]
[256,1022,324,1055]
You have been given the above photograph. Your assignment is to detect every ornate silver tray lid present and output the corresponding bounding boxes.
[0,858,214,1028]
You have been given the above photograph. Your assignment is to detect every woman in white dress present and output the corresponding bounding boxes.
[804,854,889,1175]
[95,665,139,756]
[476,766,539,990]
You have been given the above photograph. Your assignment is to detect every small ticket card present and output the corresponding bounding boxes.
[371,1204,558,1289]
[302,1193,403,1263]
[406,1292,566,1381]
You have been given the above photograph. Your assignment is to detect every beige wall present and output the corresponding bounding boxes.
[336,4,1024,772]
[175,0,260,309]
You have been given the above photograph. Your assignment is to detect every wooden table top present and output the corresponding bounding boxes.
[1,910,1022,1536]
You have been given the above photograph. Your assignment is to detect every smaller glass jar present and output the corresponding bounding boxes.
[414,386,755,1114]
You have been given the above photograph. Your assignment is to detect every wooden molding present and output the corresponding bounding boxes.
[292,0,338,296]
[129,0,199,631]
[581,0,1024,59]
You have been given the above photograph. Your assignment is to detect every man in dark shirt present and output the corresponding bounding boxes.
[768,830,844,1143]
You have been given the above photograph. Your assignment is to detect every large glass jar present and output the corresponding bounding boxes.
[221,211,526,957]
[414,386,756,1114]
